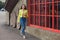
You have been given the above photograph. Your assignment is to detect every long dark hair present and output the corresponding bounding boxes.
[20,4,27,10]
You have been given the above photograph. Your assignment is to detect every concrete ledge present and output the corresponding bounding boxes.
[26,26,60,40]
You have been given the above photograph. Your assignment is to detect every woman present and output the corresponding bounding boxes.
[17,4,28,39]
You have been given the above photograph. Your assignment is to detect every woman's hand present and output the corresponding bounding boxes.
[17,22,20,29]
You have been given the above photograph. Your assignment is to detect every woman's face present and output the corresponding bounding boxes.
[22,5,25,9]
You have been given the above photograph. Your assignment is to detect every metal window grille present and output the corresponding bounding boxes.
[28,0,60,33]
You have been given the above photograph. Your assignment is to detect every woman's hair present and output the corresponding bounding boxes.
[20,4,27,9]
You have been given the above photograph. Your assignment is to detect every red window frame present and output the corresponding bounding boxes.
[28,0,60,33]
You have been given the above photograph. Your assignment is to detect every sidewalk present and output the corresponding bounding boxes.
[0,24,40,40]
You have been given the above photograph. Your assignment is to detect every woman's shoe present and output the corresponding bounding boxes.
[23,35,26,39]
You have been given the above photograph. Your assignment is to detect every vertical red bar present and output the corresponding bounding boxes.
[42,3,43,27]
[49,2,50,28]
[52,0,54,29]
[28,0,30,25]
[45,0,46,27]
[49,3,50,28]
[39,1,40,26]
[34,0,35,25]
[57,0,58,29]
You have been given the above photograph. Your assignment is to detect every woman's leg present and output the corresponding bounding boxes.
[20,18,26,35]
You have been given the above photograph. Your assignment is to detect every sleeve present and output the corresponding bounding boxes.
[17,10,20,23]
[26,10,28,18]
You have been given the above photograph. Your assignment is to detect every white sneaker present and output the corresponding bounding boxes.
[23,35,26,39]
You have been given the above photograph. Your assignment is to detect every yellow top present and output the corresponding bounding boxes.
[17,9,28,22]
